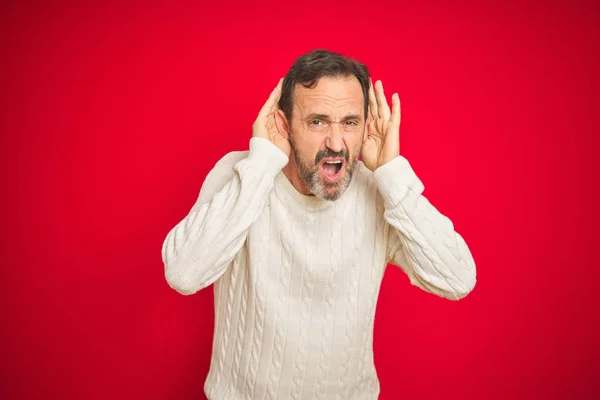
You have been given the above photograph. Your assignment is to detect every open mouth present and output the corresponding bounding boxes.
[320,158,345,183]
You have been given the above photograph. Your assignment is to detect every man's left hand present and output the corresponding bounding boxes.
[360,79,401,172]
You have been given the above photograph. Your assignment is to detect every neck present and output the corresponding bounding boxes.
[282,152,314,196]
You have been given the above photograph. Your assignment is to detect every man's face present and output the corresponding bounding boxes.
[288,76,366,201]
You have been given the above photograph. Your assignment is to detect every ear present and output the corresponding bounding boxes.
[275,109,290,140]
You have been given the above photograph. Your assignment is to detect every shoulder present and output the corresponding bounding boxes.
[352,160,376,187]
[350,160,386,208]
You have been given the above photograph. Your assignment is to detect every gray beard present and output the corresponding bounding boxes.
[289,137,359,202]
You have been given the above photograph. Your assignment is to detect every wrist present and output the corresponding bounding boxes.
[247,137,289,174]
[377,153,400,169]
[373,156,424,209]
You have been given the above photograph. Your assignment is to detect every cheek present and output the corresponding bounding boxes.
[344,131,364,152]
[293,130,323,159]
[297,130,327,150]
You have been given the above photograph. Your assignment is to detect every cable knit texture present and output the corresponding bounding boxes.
[162,137,477,400]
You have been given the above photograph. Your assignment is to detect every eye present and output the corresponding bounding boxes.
[344,120,358,126]
[310,120,324,126]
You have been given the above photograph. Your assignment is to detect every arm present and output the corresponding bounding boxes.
[162,138,288,295]
[374,156,476,300]
[162,78,290,295]
[362,79,475,300]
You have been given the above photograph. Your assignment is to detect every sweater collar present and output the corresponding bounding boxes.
[274,172,336,211]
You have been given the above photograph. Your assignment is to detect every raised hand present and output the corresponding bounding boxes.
[360,79,401,171]
[252,78,291,157]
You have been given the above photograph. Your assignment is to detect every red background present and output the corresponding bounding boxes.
[2,1,599,399]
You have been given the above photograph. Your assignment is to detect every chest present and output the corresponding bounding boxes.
[246,192,388,301]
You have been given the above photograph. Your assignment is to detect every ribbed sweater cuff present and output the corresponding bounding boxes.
[373,156,425,209]
[247,137,289,179]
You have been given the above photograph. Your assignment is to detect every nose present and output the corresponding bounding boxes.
[325,124,344,153]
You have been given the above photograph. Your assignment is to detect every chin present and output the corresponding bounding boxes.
[313,173,352,202]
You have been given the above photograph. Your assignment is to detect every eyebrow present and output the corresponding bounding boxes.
[305,113,362,121]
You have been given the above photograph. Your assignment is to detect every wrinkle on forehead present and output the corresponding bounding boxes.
[293,77,364,119]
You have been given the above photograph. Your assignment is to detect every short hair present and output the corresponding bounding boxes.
[278,49,371,123]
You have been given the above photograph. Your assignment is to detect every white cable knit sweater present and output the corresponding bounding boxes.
[162,137,476,400]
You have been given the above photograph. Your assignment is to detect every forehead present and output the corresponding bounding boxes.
[293,76,364,117]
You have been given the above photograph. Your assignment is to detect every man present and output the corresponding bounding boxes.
[162,49,476,400]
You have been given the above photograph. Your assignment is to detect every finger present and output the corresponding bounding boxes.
[391,93,401,128]
[376,80,391,120]
[258,79,282,119]
[368,78,378,121]
[270,78,283,113]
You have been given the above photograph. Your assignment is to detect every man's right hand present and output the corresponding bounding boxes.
[252,78,291,157]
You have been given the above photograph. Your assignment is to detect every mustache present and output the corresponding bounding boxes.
[315,148,349,164]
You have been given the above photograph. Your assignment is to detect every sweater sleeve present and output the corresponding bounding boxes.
[162,137,289,295]
[373,156,477,300]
